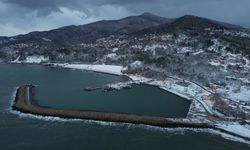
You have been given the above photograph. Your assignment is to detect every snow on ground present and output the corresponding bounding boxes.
[127,75,153,83]
[177,47,192,54]
[131,45,143,49]
[175,34,188,43]
[106,81,133,90]
[12,56,21,63]
[208,39,222,53]
[209,60,224,67]
[209,51,250,72]
[128,75,213,106]
[105,53,117,59]
[243,57,250,69]
[8,61,250,143]
[54,63,123,75]
[152,79,210,99]
[126,75,143,81]
[144,44,168,56]
[160,34,173,41]
[11,55,49,64]
[11,60,249,117]
[24,61,206,102]
[25,56,49,63]
[189,100,207,114]
[111,47,119,52]
[154,80,216,115]
[228,86,250,102]
[217,85,250,102]
[130,61,143,68]
[150,80,192,100]
[224,30,250,38]
[192,49,204,55]
[207,50,250,102]
[42,38,52,42]
[216,122,250,139]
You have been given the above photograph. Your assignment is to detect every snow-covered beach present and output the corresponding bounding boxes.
[6,61,250,144]
[38,63,248,140]
[54,63,124,75]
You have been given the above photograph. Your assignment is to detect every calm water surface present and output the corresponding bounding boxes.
[35,77,190,118]
[0,64,249,150]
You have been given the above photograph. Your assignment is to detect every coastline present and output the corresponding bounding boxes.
[12,85,212,129]
[5,62,250,144]
[52,63,195,101]
[6,62,249,118]
[12,85,250,143]
[5,62,206,103]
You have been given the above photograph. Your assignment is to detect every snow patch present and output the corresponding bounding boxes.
[193,50,204,55]
[177,47,192,54]
[225,86,250,102]
[42,38,52,42]
[11,55,49,64]
[55,63,123,75]
[207,39,223,53]
[127,75,152,83]
[25,56,49,63]
[112,47,119,52]
[144,44,168,56]
[105,53,117,59]
[216,122,250,139]
[12,56,21,63]
[130,61,143,68]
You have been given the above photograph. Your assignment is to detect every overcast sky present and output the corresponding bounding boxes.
[0,0,249,36]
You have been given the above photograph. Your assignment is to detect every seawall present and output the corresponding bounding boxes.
[11,85,250,142]
[12,85,212,129]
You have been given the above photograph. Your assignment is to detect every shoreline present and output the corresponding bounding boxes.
[6,62,194,101]
[12,85,212,129]
[5,63,249,119]
[12,85,250,143]
[51,63,195,102]
[5,62,250,144]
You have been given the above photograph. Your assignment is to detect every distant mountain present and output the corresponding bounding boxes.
[168,15,243,30]
[8,12,172,47]
[137,15,243,34]
[0,13,249,62]
[1,12,250,136]
[2,14,245,49]
[1,13,250,103]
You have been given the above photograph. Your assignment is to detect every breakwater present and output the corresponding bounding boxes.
[12,85,213,129]
[11,85,250,142]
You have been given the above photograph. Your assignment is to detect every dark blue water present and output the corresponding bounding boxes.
[35,82,191,118]
[0,64,249,150]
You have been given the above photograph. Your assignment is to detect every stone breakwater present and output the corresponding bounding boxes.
[11,85,250,142]
[12,85,212,128]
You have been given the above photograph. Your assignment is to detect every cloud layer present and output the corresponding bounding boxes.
[0,0,249,36]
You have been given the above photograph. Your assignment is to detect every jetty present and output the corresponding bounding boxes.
[11,85,250,142]
[12,85,212,128]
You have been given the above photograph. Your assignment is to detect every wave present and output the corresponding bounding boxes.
[7,109,250,145]
[207,129,250,145]
[7,86,250,146]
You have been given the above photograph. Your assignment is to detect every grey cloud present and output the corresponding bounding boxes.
[3,0,250,22]
[0,0,250,36]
